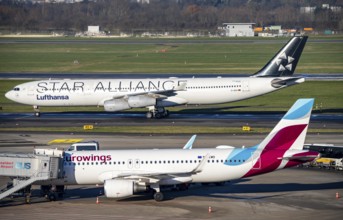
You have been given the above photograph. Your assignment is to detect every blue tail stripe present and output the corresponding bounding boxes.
[283,99,314,120]
[224,145,258,166]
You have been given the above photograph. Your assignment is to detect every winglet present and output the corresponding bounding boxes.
[191,154,209,173]
[183,135,197,150]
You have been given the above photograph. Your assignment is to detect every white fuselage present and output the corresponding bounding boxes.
[6,77,292,108]
[46,146,295,186]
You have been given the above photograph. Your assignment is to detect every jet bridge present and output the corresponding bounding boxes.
[0,149,64,201]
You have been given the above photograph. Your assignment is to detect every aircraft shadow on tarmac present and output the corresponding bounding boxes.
[60,178,343,202]
[1,179,342,206]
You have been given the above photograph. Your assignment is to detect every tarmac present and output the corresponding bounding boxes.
[0,133,342,220]
[0,167,342,220]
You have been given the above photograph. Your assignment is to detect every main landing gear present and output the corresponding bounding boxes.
[146,107,169,119]
[150,183,164,201]
[41,185,65,201]
[33,105,41,117]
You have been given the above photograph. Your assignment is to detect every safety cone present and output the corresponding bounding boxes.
[96,196,100,204]
[208,206,212,213]
[336,192,340,199]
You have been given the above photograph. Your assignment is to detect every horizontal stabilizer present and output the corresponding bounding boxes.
[271,77,305,88]
[280,155,318,162]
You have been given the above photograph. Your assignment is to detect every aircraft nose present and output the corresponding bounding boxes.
[5,91,14,101]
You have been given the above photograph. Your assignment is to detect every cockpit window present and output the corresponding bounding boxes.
[14,87,20,91]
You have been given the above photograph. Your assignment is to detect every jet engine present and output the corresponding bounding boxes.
[104,99,130,112]
[127,95,156,108]
[104,179,147,198]
[104,95,156,112]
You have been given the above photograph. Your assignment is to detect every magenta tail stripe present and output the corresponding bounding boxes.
[264,124,307,151]
[243,124,307,178]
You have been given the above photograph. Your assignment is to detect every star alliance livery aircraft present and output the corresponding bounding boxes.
[36,98,318,201]
[5,36,308,118]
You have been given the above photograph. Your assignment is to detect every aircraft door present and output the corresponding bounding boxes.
[28,86,35,96]
[128,159,140,169]
[242,80,250,92]
[128,159,133,169]
[134,159,140,169]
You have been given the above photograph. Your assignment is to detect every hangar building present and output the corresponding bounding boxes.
[219,23,255,37]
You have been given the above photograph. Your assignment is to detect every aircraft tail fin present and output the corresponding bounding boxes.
[258,98,314,152]
[252,36,308,77]
[242,99,315,178]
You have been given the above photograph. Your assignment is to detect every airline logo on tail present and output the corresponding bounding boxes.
[253,36,308,77]
[223,99,315,177]
[276,52,295,72]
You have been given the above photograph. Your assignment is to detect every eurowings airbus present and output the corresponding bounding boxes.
[37,99,318,201]
[5,36,308,118]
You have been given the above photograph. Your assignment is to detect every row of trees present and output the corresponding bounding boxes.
[0,0,342,33]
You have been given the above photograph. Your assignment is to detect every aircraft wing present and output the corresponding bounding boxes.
[110,154,209,183]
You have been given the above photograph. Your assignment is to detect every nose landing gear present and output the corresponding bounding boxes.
[33,106,40,117]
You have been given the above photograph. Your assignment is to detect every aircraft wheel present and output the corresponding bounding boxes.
[48,192,57,201]
[146,112,153,119]
[155,113,162,119]
[153,192,164,202]
[25,195,31,204]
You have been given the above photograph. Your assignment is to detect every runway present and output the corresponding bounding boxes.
[1,38,342,45]
[0,111,342,132]
[0,133,342,220]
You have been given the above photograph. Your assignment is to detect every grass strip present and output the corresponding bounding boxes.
[0,126,341,134]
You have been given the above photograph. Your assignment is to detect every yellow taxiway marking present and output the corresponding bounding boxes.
[48,139,83,145]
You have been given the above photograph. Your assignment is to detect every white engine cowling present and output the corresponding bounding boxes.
[128,95,156,108]
[104,99,130,112]
[104,179,146,198]
[104,96,156,112]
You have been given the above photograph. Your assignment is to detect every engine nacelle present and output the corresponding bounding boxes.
[104,99,130,112]
[128,95,156,108]
[104,179,147,198]
[104,96,156,112]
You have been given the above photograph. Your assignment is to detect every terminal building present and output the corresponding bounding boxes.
[218,23,255,37]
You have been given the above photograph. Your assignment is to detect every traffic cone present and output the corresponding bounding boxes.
[96,196,100,204]
[208,206,212,213]
[336,192,340,199]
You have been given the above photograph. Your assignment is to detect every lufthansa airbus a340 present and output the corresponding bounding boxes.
[5,36,308,118]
